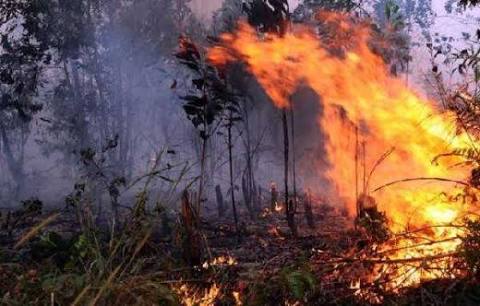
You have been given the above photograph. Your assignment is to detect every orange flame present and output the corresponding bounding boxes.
[174,283,220,306]
[208,14,479,287]
[202,255,237,269]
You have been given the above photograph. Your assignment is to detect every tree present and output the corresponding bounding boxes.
[457,0,480,7]
[41,0,196,179]
[243,0,298,237]
[175,36,241,235]
[212,0,244,34]
[0,1,54,199]
[213,1,263,219]
[292,0,359,22]
[223,80,242,236]
[0,0,204,210]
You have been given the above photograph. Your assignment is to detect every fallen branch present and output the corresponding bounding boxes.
[328,252,458,265]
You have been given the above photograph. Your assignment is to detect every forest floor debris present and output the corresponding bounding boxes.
[1,197,480,305]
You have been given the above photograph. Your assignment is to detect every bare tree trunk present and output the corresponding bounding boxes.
[282,109,289,209]
[215,185,225,217]
[196,137,207,217]
[0,125,26,199]
[282,109,297,237]
[257,184,262,210]
[228,123,239,236]
[290,107,297,213]
[305,189,315,229]
[252,182,259,211]
[243,99,257,214]
[242,173,254,218]
[227,123,239,235]
[271,183,278,211]
[405,15,412,87]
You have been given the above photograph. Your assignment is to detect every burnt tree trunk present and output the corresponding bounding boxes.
[180,190,202,266]
[271,183,278,211]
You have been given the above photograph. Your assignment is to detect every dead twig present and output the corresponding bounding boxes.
[372,177,473,193]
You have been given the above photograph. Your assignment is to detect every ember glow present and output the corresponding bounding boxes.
[208,13,480,287]
[202,255,237,269]
[174,283,221,306]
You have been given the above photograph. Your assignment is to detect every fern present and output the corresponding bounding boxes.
[282,269,316,300]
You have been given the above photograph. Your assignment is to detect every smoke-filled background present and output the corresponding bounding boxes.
[0,0,479,212]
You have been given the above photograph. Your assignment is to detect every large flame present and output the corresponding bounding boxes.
[208,13,479,287]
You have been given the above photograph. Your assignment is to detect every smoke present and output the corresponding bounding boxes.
[2,0,480,212]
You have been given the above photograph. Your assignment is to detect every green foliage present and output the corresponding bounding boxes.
[30,232,94,270]
[281,268,316,300]
[0,220,182,305]
[429,15,480,84]
[41,273,86,303]
[374,0,434,42]
[245,265,317,305]
[384,0,405,29]
[451,38,480,76]
[0,0,96,125]
[175,37,241,140]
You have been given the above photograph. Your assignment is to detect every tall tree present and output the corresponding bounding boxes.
[244,0,298,237]
[0,1,55,199]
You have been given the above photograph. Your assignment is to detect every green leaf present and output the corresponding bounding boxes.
[283,270,316,300]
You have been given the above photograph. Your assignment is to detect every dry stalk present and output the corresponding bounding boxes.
[14,212,60,249]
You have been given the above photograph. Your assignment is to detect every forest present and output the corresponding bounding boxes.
[2,0,480,305]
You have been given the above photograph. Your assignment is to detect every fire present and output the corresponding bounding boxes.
[208,13,480,287]
[233,291,242,305]
[268,225,284,238]
[424,205,458,224]
[274,201,283,212]
[174,283,220,306]
[202,255,237,269]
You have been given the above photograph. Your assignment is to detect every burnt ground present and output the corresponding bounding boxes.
[1,200,479,305]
